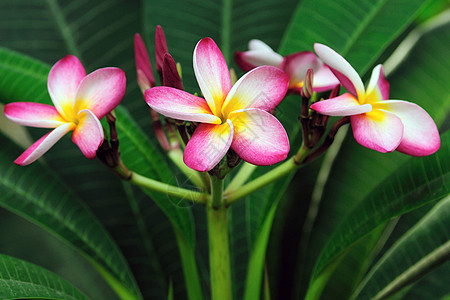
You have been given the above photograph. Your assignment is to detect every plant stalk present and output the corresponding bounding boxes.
[113,162,208,204]
[225,144,311,204]
[207,176,232,300]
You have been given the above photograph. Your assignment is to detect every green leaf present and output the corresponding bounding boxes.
[0,47,51,104]
[307,130,450,296]
[242,0,434,298]
[0,253,89,300]
[114,106,203,300]
[352,195,450,299]
[0,133,142,300]
[280,0,429,74]
[292,16,450,299]
[0,46,178,299]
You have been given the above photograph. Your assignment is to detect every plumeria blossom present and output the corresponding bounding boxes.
[146,38,290,172]
[4,55,126,165]
[234,39,339,93]
[310,43,440,156]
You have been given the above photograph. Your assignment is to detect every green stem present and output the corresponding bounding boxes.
[207,206,232,300]
[207,176,232,300]
[174,229,205,300]
[225,162,257,194]
[114,164,208,204]
[210,175,225,208]
[225,145,311,204]
[167,148,206,189]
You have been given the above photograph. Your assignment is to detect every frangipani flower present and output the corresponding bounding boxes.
[234,39,339,93]
[310,43,440,156]
[146,38,290,172]
[4,55,126,165]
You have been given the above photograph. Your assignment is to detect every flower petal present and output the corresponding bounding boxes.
[280,51,321,90]
[234,51,259,72]
[193,38,232,116]
[145,86,221,124]
[48,55,86,119]
[14,122,75,166]
[314,43,365,99]
[374,100,440,156]
[238,39,283,69]
[222,66,289,116]
[183,120,233,171]
[312,65,340,92]
[365,65,389,101]
[74,67,126,119]
[134,33,155,91]
[72,109,104,159]
[4,102,65,128]
[310,93,372,116]
[351,109,403,153]
[229,108,289,165]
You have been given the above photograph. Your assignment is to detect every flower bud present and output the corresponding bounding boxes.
[301,68,313,99]
[134,33,155,92]
[162,53,184,90]
[155,25,168,77]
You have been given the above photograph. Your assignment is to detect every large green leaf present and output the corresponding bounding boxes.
[294,18,450,299]
[142,0,302,298]
[351,195,450,299]
[307,130,449,297]
[0,46,195,299]
[0,133,142,300]
[239,0,433,298]
[0,254,89,300]
[280,0,428,74]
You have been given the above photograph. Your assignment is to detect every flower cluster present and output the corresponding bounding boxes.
[3,29,440,171]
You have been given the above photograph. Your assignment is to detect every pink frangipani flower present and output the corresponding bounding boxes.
[4,55,126,165]
[146,38,290,172]
[234,39,339,93]
[310,43,440,156]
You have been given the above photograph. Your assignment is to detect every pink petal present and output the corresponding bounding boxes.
[4,102,65,128]
[72,109,104,159]
[366,65,389,101]
[134,33,155,91]
[155,25,169,75]
[14,122,75,166]
[145,86,221,124]
[234,51,258,72]
[229,108,289,165]
[310,93,372,116]
[374,100,440,156]
[222,66,289,116]
[193,38,232,116]
[314,43,365,99]
[183,120,234,171]
[280,51,321,90]
[48,55,86,119]
[74,67,126,119]
[312,65,340,92]
[351,110,403,153]
[240,39,283,68]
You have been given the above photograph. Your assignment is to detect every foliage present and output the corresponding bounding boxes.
[0,0,448,299]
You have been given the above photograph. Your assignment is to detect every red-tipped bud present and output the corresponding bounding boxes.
[301,68,314,99]
[329,84,341,99]
[155,25,169,76]
[162,53,184,90]
[134,33,155,92]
